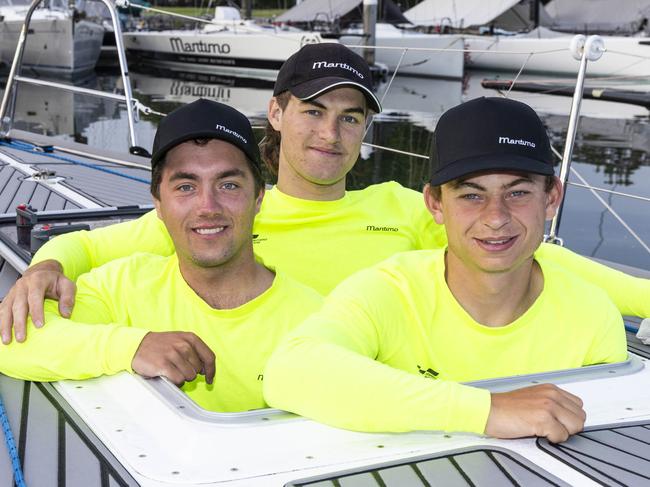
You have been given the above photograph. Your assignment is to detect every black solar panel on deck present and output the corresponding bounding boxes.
[538,420,650,487]
[286,447,569,486]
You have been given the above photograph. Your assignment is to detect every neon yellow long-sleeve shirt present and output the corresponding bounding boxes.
[0,253,323,412]
[32,184,650,312]
[263,250,627,434]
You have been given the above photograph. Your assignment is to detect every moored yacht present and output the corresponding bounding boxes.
[0,0,103,75]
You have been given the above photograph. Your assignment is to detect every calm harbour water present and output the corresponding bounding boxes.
[2,65,649,270]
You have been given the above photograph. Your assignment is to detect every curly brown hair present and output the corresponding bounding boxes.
[258,91,291,177]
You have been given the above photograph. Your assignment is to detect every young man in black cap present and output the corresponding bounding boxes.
[263,97,627,442]
[0,99,322,412]
[2,44,649,347]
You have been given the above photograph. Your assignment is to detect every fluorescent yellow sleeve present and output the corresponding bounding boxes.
[265,336,491,434]
[537,243,650,318]
[264,250,627,434]
[0,302,148,382]
[31,210,174,280]
[2,253,323,413]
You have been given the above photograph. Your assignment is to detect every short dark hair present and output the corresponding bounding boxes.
[428,174,556,201]
[151,138,265,199]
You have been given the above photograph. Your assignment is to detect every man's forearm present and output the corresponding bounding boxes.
[264,335,491,434]
[0,314,148,381]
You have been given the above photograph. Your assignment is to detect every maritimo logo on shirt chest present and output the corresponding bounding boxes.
[366,225,399,232]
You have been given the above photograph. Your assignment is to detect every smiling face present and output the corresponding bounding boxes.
[268,87,367,198]
[153,139,263,271]
[425,172,562,275]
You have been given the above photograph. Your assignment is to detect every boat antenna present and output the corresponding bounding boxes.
[545,35,605,245]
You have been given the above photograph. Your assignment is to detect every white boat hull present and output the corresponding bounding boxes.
[0,12,103,75]
[465,32,650,78]
[340,25,465,79]
[123,28,335,80]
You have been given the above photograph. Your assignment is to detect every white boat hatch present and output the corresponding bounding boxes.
[286,446,570,486]
[538,420,650,486]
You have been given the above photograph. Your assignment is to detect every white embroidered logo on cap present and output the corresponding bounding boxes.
[312,61,364,79]
[215,124,247,144]
[498,136,536,148]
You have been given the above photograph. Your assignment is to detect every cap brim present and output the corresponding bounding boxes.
[430,153,555,186]
[290,77,382,113]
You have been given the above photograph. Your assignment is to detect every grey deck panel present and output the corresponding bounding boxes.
[34,161,151,207]
[537,419,650,486]
[0,157,88,213]
[287,447,569,486]
[0,165,17,192]
[0,144,151,208]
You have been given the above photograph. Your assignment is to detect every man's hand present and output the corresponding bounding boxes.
[131,331,216,386]
[485,383,586,443]
[0,259,75,345]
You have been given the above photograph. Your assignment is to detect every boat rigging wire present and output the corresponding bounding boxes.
[362,48,408,139]
[567,183,650,204]
[506,52,533,96]
[605,49,650,61]
[545,145,650,257]
[0,396,26,487]
[361,142,429,159]
[569,165,650,257]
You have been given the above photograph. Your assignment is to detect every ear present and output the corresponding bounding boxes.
[153,196,162,220]
[268,97,283,131]
[424,183,445,225]
[254,187,265,215]
[544,176,564,221]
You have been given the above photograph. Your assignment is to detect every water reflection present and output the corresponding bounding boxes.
[1,67,648,268]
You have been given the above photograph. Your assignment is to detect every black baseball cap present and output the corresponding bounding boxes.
[151,98,260,167]
[273,43,382,113]
[430,97,554,185]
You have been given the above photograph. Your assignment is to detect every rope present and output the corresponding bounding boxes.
[0,395,26,487]
[0,140,150,185]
